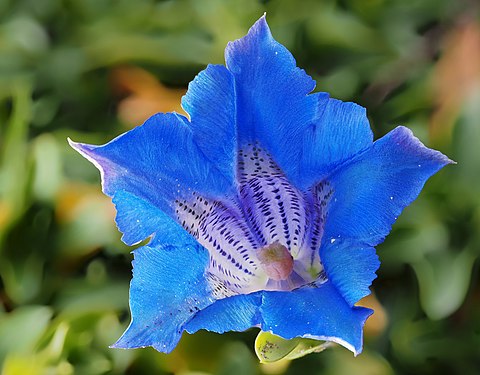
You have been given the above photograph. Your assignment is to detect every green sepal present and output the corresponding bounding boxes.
[254,331,333,363]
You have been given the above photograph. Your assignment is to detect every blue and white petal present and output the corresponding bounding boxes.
[225,16,317,180]
[224,16,374,190]
[69,113,233,219]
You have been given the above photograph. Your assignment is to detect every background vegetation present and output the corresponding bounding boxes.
[1,0,479,374]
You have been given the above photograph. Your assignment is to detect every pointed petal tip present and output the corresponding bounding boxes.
[109,339,148,351]
[67,137,96,158]
[109,327,149,351]
[226,14,272,53]
[393,126,455,166]
[109,335,128,350]
[67,137,81,151]
[250,13,271,37]
[67,137,109,190]
[70,142,101,165]
[258,12,268,26]
[110,329,175,354]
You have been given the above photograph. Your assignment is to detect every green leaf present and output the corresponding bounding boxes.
[0,305,52,363]
[412,247,477,320]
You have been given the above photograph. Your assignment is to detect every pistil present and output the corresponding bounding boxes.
[257,241,294,281]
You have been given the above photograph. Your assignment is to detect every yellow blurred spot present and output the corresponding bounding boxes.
[324,349,394,375]
[358,293,388,337]
[260,360,291,374]
[2,354,42,375]
[430,19,480,144]
[1,355,73,375]
[111,66,187,127]
[55,182,120,256]
[55,183,115,224]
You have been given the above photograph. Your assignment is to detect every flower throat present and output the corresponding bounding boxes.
[175,144,332,298]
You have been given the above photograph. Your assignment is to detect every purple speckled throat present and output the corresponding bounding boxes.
[175,144,332,298]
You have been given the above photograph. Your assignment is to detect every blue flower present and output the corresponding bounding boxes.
[69,16,452,356]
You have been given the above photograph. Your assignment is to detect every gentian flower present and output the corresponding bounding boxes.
[69,16,452,356]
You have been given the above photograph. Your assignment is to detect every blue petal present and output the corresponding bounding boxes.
[69,112,233,218]
[320,239,380,306]
[225,16,373,189]
[181,64,236,182]
[186,293,262,334]
[186,281,372,355]
[225,17,316,172]
[225,16,316,141]
[260,282,372,356]
[112,190,186,246]
[112,240,215,353]
[324,126,453,247]
[298,99,373,188]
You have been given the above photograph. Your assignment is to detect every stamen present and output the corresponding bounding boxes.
[257,241,294,281]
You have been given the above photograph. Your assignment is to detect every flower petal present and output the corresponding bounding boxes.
[112,240,215,353]
[225,16,373,189]
[225,16,316,141]
[186,281,372,356]
[321,239,380,306]
[324,126,453,247]
[69,112,233,219]
[225,16,316,173]
[298,99,373,188]
[112,190,185,246]
[181,64,237,182]
[260,282,372,356]
[186,293,262,334]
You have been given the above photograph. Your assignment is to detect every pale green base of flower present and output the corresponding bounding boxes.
[254,331,334,363]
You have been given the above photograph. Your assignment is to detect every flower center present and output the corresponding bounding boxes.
[174,144,332,299]
[257,241,294,281]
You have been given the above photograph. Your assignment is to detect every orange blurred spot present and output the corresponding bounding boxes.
[430,19,480,144]
[358,293,388,337]
[111,66,187,127]
[0,200,12,230]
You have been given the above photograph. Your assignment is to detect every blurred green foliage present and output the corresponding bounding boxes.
[1,0,479,374]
